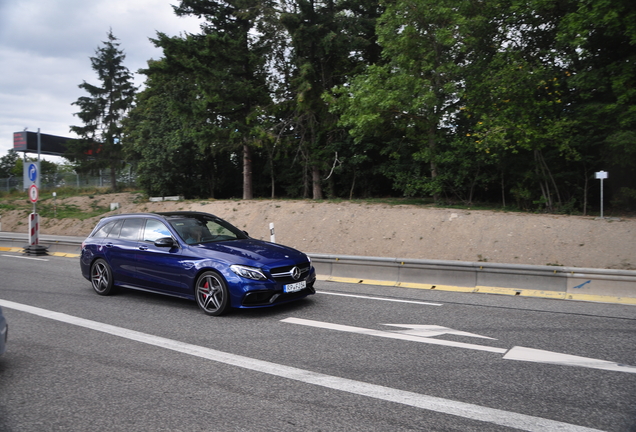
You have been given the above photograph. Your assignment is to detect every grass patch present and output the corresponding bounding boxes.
[0,187,121,220]
[35,201,111,220]
[0,203,18,212]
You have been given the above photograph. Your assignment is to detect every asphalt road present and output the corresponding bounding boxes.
[0,252,635,432]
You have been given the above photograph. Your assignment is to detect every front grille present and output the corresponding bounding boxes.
[270,262,311,284]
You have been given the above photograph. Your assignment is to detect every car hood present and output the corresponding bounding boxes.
[190,239,308,266]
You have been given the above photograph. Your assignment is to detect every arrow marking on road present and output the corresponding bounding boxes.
[281,318,506,353]
[383,324,497,339]
[281,318,636,374]
[503,346,636,373]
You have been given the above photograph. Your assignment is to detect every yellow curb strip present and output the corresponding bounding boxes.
[321,276,397,286]
[475,286,567,299]
[318,275,634,305]
[564,293,636,305]
[398,281,475,292]
[0,248,80,257]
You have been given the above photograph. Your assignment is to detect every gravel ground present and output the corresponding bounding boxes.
[1,192,634,270]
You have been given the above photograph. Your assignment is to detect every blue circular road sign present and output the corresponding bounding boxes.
[28,163,38,183]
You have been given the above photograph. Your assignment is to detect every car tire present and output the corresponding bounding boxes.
[195,271,230,316]
[90,259,116,296]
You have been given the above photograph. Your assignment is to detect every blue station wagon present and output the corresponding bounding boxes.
[80,212,316,316]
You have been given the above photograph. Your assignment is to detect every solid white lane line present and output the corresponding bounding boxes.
[0,299,603,432]
[317,290,443,306]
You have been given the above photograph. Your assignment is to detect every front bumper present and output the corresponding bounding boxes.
[239,271,316,308]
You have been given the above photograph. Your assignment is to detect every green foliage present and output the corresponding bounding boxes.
[141,1,274,199]
[278,0,379,199]
[0,149,19,177]
[333,0,495,200]
[107,0,636,214]
[611,187,636,211]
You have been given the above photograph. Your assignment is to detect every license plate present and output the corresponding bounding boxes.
[284,280,306,293]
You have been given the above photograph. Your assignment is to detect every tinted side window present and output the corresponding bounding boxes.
[92,221,116,238]
[106,220,124,238]
[143,219,172,243]
[119,218,144,241]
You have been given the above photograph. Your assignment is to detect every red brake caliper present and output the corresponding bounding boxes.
[202,280,209,299]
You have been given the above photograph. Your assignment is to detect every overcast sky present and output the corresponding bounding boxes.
[0,0,203,164]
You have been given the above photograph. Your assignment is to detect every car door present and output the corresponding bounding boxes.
[135,218,191,296]
[102,218,143,285]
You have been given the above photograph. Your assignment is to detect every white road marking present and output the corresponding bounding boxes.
[1,254,49,261]
[283,318,636,374]
[384,324,497,339]
[504,346,636,374]
[282,317,507,353]
[0,299,606,431]
[317,290,443,306]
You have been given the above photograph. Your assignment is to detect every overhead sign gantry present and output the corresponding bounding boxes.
[13,130,75,156]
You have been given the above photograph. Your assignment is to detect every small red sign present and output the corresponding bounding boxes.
[29,184,39,203]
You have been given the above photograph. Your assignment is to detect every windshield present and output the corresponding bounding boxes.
[165,214,248,245]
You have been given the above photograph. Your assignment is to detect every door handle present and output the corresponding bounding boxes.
[138,245,149,251]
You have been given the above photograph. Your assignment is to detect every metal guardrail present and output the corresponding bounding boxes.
[309,254,636,302]
[1,232,635,303]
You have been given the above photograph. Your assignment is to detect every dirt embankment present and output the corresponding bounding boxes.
[1,193,634,270]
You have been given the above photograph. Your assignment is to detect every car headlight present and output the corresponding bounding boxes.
[230,265,267,281]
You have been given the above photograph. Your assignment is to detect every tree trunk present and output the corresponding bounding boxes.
[501,173,506,208]
[312,165,323,199]
[428,125,439,202]
[243,144,253,200]
[349,170,356,200]
[110,165,117,192]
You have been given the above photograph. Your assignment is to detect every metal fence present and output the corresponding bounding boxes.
[1,173,136,192]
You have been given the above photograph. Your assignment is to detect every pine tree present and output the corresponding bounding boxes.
[69,30,136,190]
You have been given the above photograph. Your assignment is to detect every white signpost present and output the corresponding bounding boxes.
[595,171,608,218]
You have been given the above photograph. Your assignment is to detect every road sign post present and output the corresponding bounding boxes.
[28,213,39,246]
[26,163,41,250]
[595,171,608,219]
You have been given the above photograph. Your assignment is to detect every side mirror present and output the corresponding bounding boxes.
[154,237,176,248]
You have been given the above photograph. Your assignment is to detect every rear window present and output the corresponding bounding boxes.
[106,220,124,238]
[92,220,116,238]
[119,218,144,241]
